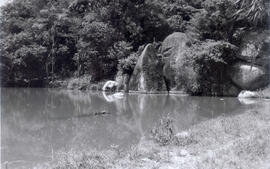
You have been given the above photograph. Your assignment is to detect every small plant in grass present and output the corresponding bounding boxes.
[174,131,197,147]
[151,113,197,147]
[151,114,175,146]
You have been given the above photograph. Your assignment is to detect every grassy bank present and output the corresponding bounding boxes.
[37,101,270,169]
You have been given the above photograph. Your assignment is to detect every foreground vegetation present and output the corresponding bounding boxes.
[36,100,270,169]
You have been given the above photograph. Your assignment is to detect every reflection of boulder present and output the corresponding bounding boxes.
[238,98,259,105]
[119,94,242,136]
[129,44,167,93]
[229,62,269,90]
[102,91,124,102]
[126,94,168,136]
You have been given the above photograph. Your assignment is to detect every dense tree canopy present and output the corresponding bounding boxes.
[0,0,268,87]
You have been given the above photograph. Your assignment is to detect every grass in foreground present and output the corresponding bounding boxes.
[37,102,270,169]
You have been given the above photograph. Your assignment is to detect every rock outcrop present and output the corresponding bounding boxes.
[128,44,167,93]
[160,32,241,96]
[228,30,270,91]
[124,30,270,96]
[229,62,269,90]
[161,32,191,91]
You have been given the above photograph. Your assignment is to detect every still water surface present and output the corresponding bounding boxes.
[1,88,269,168]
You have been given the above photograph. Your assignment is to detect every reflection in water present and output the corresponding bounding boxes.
[1,88,268,169]
[238,97,261,105]
[102,91,124,102]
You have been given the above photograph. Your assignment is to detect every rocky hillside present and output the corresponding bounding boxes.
[123,30,270,96]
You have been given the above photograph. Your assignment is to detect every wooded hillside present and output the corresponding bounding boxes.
[1,0,269,94]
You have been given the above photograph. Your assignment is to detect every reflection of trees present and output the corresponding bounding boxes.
[113,94,199,137]
[113,94,243,136]
[1,89,141,168]
[1,88,247,169]
[115,96,144,138]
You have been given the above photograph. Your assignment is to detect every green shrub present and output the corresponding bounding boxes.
[175,40,237,94]
[151,114,175,146]
[118,53,139,75]
[192,0,236,40]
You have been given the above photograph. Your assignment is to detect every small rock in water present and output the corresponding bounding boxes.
[174,131,194,146]
[94,111,110,116]
[179,149,189,157]
[175,131,189,138]
[110,144,119,149]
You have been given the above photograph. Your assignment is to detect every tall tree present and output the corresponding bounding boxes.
[234,0,270,26]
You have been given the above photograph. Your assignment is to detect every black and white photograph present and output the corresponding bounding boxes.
[0,0,270,168]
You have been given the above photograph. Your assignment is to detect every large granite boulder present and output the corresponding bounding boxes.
[161,32,191,90]
[161,32,241,96]
[238,30,270,68]
[128,44,167,93]
[159,31,269,95]
[229,62,269,90]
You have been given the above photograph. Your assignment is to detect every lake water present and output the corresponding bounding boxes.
[1,88,269,169]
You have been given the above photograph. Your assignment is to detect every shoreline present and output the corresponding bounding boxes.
[35,100,270,169]
[2,87,270,99]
